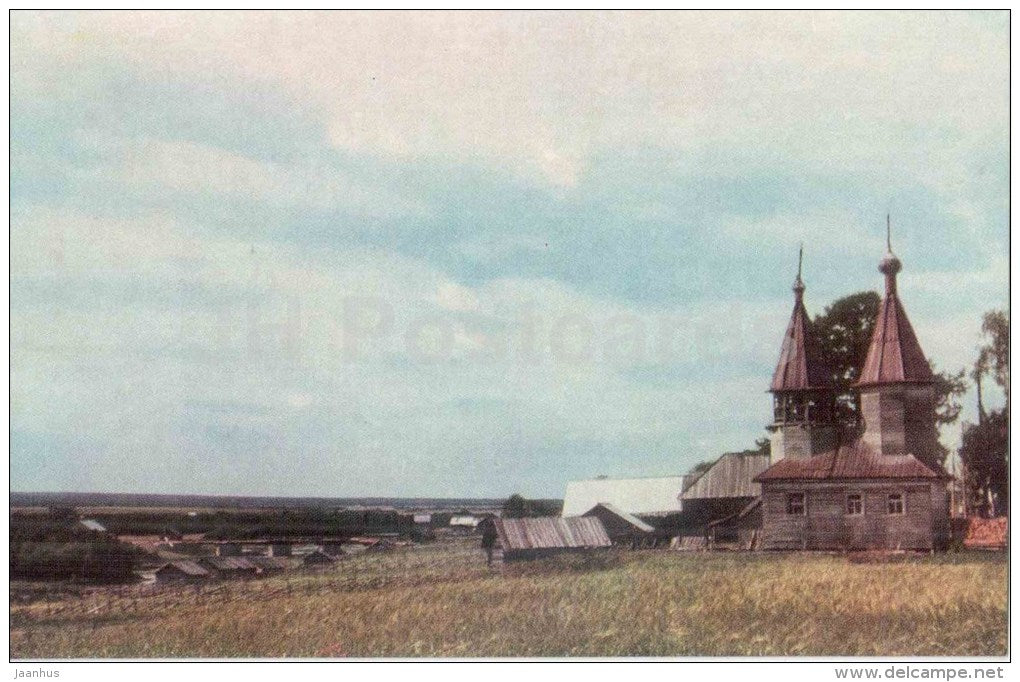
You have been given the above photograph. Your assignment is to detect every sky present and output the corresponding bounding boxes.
[10,11,1009,498]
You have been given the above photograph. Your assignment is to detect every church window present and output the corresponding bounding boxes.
[786,492,806,515]
[886,493,905,515]
[846,494,863,516]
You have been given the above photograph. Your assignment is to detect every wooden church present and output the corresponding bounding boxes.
[754,227,951,551]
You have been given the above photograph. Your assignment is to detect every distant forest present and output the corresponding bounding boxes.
[9,491,534,511]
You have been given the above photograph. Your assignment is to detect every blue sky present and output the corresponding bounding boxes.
[10,11,1008,497]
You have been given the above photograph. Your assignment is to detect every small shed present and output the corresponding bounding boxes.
[581,503,657,548]
[302,549,338,567]
[154,561,209,582]
[248,556,292,576]
[482,517,612,565]
[413,513,433,525]
[198,556,259,579]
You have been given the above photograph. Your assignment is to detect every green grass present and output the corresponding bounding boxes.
[9,543,1007,658]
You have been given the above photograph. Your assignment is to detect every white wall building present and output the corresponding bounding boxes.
[561,476,688,517]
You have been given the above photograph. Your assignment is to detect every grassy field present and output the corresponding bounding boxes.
[9,542,1007,658]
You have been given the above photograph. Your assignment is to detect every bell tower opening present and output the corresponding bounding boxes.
[766,247,837,463]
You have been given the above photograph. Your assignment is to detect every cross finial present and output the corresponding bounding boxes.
[792,243,805,296]
[886,213,892,252]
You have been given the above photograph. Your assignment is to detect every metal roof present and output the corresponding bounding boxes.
[755,440,944,481]
[770,285,830,392]
[494,517,611,550]
[562,476,688,516]
[79,519,107,532]
[582,503,655,533]
[856,261,933,386]
[450,515,479,526]
[681,453,770,500]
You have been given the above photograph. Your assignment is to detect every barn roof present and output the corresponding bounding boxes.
[681,452,770,500]
[200,556,257,571]
[582,503,655,533]
[562,475,688,516]
[494,517,611,550]
[157,561,208,577]
[248,557,292,570]
[754,440,945,481]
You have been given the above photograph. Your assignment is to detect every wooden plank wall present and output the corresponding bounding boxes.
[759,481,943,550]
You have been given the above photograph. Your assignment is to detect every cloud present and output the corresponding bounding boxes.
[12,11,1006,191]
[73,134,429,219]
[8,11,1008,496]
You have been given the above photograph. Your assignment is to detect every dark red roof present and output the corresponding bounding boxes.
[770,296,830,391]
[857,285,933,387]
[754,439,945,482]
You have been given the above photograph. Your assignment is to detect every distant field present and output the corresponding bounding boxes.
[10,543,1007,658]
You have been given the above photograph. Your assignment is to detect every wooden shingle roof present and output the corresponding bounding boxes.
[755,440,945,482]
[494,517,611,550]
[681,452,771,500]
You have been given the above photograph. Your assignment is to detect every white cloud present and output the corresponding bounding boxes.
[70,134,429,219]
[12,11,1007,191]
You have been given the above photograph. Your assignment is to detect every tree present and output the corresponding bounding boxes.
[959,408,1008,517]
[502,494,530,519]
[931,367,968,470]
[812,291,966,468]
[812,291,880,429]
[962,308,1009,515]
[978,309,1009,406]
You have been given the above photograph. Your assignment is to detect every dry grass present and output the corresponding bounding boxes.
[9,543,1006,658]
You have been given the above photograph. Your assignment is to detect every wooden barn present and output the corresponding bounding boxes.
[580,503,657,548]
[198,556,259,579]
[662,451,770,541]
[480,517,611,565]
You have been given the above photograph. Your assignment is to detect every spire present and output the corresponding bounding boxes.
[878,213,902,294]
[771,248,829,392]
[857,218,933,386]
[793,243,805,298]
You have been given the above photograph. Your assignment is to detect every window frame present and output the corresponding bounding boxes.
[846,493,863,516]
[785,491,806,516]
[886,492,905,515]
